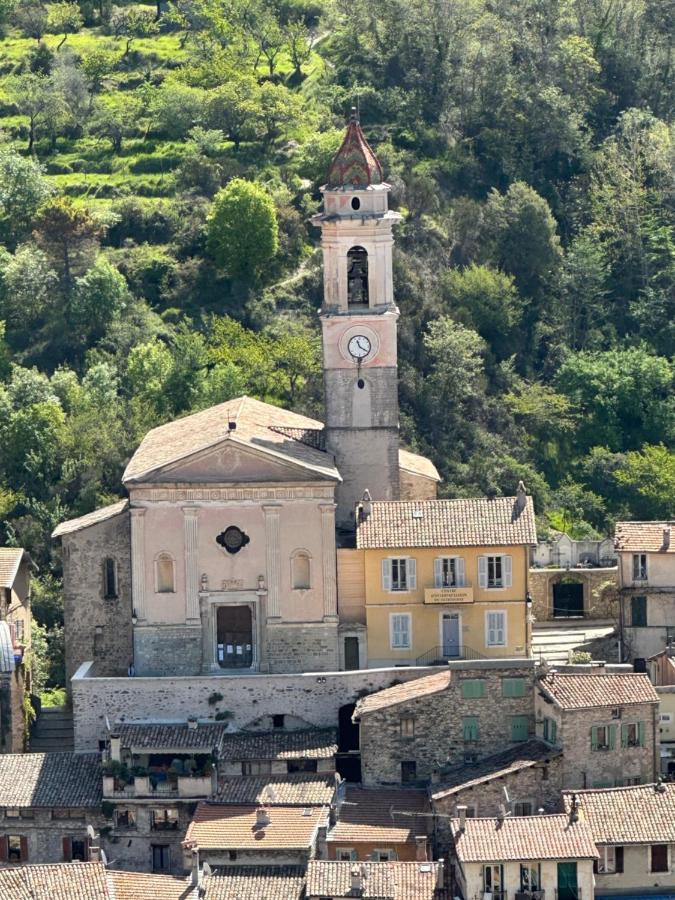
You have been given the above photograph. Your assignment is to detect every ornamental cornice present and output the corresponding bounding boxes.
[128,485,335,503]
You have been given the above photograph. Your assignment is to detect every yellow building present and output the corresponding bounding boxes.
[342,485,536,667]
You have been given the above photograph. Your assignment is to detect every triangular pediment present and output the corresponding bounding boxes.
[141,437,336,484]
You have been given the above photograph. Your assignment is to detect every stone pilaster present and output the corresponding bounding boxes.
[130,508,146,620]
[263,505,282,620]
[320,503,338,620]
[183,507,200,623]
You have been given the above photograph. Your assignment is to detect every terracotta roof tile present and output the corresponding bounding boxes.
[356,497,536,549]
[202,866,306,899]
[563,783,675,844]
[354,671,452,718]
[0,862,109,900]
[215,774,336,805]
[328,787,430,844]
[539,672,658,710]
[398,450,440,482]
[450,814,598,863]
[185,803,327,850]
[326,114,384,189]
[0,548,25,589]
[52,500,128,539]
[305,861,448,899]
[219,728,337,760]
[615,521,675,553]
[109,870,198,899]
[117,722,226,753]
[123,396,338,484]
[432,740,562,800]
[0,752,101,808]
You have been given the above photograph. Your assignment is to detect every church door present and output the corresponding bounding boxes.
[216,606,253,668]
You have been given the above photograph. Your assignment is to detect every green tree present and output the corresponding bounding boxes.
[33,197,102,294]
[13,0,47,41]
[108,5,158,55]
[47,1,83,49]
[206,179,278,280]
[614,444,675,519]
[0,150,52,250]
[6,72,65,153]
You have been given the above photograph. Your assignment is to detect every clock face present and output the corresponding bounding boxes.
[348,334,372,360]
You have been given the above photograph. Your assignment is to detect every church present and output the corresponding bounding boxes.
[53,112,440,684]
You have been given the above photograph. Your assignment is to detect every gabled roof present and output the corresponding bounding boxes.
[356,496,536,549]
[0,862,109,900]
[185,803,327,851]
[353,671,452,718]
[398,449,440,482]
[116,722,226,754]
[123,396,340,484]
[450,814,598,863]
[202,866,306,900]
[328,787,430,844]
[563,783,675,845]
[305,861,448,900]
[0,752,101,808]
[219,728,337,760]
[0,547,28,589]
[432,740,562,800]
[326,112,384,189]
[52,500,128,539]
[538,671,658,710]
[215,774,336,806]
[615,521,675,553]
[109,871,197,899]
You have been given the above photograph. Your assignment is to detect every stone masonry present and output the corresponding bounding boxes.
[529,567,619,622]
[266,622,339,673]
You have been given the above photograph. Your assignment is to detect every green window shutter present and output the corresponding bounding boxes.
[638,721,646,747]
[609,725,616,750]
[551,719,557,744]
[463,716,479,741]
[511,716,528,742]
[621,724,628,748]
[591,727,599,751]
[543,718,549,741]
[502,678,526,698]
[462,679,486,699]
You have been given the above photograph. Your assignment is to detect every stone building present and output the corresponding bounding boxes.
[0,752,103,866]
[0,547,33,753]
[535,668,660,789]
[305,860,449,899]
[449,810,597,900]
[353,660,537,787]
[528,567,618,623]
[615,520,675,661]
[563,783,675,895]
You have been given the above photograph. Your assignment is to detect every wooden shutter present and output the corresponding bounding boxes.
[456,557,465,586]
[434,558,443,588]
[463,717,479,742]
[407,558,416,590]
[638,721,646,747]
[621,724,628,748]
[478,557,488,588]
[503,555,512,588]
[608,725,616,750]
[590,727,599,751]
[503,678,525,698]
[551,719,557,744]
[62,836,72,862]
[19,836,28,862]
[511,716,528,742]
[0,836,7,862]
[615,846,624,873]
[382,559,392,591]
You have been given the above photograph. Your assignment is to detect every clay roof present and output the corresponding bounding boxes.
[0,547,26,588]
[538,671,658,710]
[398,449,441,482]
[109,871,197,899]
[615,521,675,553]
[326,112,383,189]
[432,740,562,800]
[202,866,306,899]
[450,814,598,863]
[354,671,452,718]
[185,803,327,850]
[0,752,101,808]
[215,774,336,806]
[52,499,128,539]
[0,862,109,900]
[328,787,430,844]
[123,396,339,484]
[356,496,536,549]
[305,861,448,899]
[219,728,337,760]
[116,722,226,753]
[563,783,675,845]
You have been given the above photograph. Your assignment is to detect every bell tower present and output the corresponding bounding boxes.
[313,110,402,528]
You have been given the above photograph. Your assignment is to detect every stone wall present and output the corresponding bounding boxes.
[134,625,202,677]
[266,622,339,673]
[529,567,619,622]
[358,661,537,787]
[0,807,104,866]
[72,663,436,752]
[0,670,26,753]
[102,803,194,875]
[61,510,133,691]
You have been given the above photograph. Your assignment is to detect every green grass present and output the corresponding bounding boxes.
[40,687,67,707]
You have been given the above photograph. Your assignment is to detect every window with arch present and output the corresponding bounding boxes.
[103,558,118,599]
[291,550,311,590]
[347,246,368,305]
[155,553,175,593]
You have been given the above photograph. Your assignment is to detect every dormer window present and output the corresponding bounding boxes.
[347,246,368,305]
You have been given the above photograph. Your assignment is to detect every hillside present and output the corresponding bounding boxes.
[0,0,672,689]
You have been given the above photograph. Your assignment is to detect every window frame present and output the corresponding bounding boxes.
[400,716,415,737]
[479,555,513,590]
[151,844,171,873]
[7,835,26,863]
[150,808,179,831]
[103,557,118,600]
[401,760,417,784]
[651,843,669,873]
[485,610,507,647]
[242,760,272,776]
[512,800,533,816]
[510,715,529,743]
[520,862,540,891]
[389,613,412,650]
[502,677,526,698]
[372,848,397,862]
[632,553,648,581]
[290,549,312,591]
[463,715,480,743]
[154,553,176,594]
[461,678,487,699]
[434,556,465,588]
[597,845,617,874]
[631,595,648,627]
[336,848,357,861]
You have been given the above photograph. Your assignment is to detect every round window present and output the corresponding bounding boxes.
[216,526,250,555]
[351,196,361,210]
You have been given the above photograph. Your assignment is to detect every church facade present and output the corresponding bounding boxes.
[54,113,437,685]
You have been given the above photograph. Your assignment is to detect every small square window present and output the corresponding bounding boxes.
[152,844,170,873]
[336,848,357,861]
[7,835,25,862]
[400,717,415,737]
[401,760,417,784]
[272,714,285,729]
[228,850,237,861]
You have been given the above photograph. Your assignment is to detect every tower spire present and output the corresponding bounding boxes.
[326,111,384,190]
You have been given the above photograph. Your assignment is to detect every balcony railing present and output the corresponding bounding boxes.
[555,890,581,900]
[476,891,507,900]
[416,644,487,666]
[103,774,213,799]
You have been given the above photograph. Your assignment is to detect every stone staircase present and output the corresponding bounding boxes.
[532,619,619,666]
[29,706,74,753]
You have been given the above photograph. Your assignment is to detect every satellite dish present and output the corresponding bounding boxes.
[87,825,99,841]
[100,849,108,866]
[203,862,212,877]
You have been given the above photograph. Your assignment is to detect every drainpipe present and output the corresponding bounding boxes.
[653,703,659,782]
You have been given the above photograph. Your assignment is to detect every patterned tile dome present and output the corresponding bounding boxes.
[326,108,383,189]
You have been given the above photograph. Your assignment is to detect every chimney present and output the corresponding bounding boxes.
[109,734,121,762]
[415,836,428,862]
[430,768,440,785]
[190,848,200,887]
[538,807,545,815]
[350,865,363,893]
[436,860,445,889]
[664,527,671,550]
[187,717,198,731]
[89,845,101,863]
[358,489,373,523]
[457,805,467,832]
[255,807,269,827]
[228,419,237,431]
[569,792,579,823]
[516,480,527,513]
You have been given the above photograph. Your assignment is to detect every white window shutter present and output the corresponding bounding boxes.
[457,557,465,586]
[382,559,392,591]
[408,558,417,590]
[479,556,488,588]
[486,612,496,645]
[434,558,443,588]
[504,555,512,588]
[496,612,505,643]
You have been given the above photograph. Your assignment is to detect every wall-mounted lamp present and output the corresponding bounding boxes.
[257,575,266,592]
[131,610,138,626]
[526,593,533,609]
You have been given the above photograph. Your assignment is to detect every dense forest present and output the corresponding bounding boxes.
[0,0,672,690]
